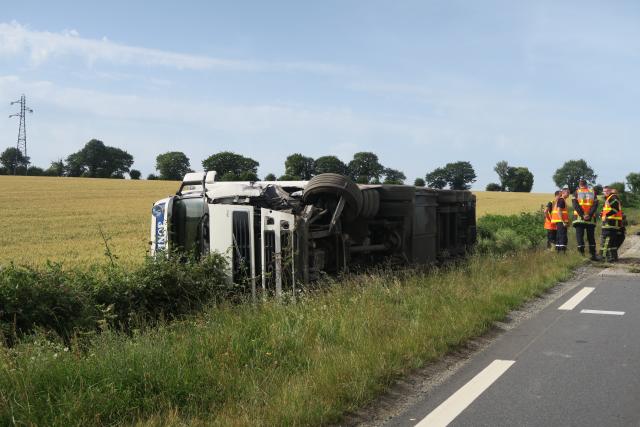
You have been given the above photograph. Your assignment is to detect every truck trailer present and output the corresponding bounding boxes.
[150,172,476,296]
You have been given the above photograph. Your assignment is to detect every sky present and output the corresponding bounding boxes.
[1,0,639,191]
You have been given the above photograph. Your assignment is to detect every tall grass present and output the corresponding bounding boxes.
[0,250,582,426]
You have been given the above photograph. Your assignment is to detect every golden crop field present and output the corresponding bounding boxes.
[0,176,552,267]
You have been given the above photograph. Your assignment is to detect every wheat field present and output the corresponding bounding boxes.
[0,176,552,267]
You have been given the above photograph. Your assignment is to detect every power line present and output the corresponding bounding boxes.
[9,94,33,175]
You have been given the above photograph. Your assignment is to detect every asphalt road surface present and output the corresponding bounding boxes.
[385,237,640,427]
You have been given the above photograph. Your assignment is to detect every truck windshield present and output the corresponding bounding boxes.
[171,197,205,255]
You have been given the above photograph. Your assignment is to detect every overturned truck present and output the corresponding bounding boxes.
[150,172,476,296]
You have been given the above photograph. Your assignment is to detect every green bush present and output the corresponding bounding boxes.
[0,254,234,343]
[476,212,545,254]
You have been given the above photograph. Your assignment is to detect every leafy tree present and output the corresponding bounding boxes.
[348,152,385,184]
[383,168,406,184]
[486,182,502,191]
[0,147,30,174]
[504,167,534,192]
[493,160,509,190]
[45,159,65,177]
[147,174,158,180]
[608,182,625,193]
[425,167,448,189]
[278,174,297,181]
[26,166,44,176]
[284,153,315,180]
[425,161,476,190]
[414,177,426,187]
[263,173,277,181]
[156,151,191,181]
[594,184,603,195]
[201,151,259,181]
[626,172,640,195]
[65,139,133,178]
[314,155,347,175]
[129,169,141,180]
[0,166,7,175]
[553,159,596,193]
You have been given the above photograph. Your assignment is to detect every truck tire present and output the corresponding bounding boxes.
[377,185,415,202]
[361,189,380,218]
[303,173,363,221]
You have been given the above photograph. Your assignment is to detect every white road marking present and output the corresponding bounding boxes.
[558,287,595,311]
[580,309,625,316]
[415,360,515,427]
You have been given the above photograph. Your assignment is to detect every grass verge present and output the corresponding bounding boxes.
[0,250,582,426]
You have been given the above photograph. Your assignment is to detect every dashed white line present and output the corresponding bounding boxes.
[580,309,625,316]
[415,360,515,427]
[558,287,595,311]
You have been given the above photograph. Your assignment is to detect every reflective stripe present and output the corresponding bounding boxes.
[551,198,569,223]
[573,187,596,222]
[601,194,623,227]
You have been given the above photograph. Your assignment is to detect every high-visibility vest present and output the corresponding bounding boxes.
[601,194,623,228]
[544,201,557,230]
[573,187,596,223]
[551,198,569,223]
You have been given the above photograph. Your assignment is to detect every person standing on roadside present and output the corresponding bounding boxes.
[600,186,624,262]
[572,179,599,260]
[544,191,560,249]
[551,187,571,253]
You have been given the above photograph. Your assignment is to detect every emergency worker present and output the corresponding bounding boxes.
[551,187,571,253]
[600,186,624,262]
[615,213,628,261]
[572,180,599,260]
[544,191,560,249]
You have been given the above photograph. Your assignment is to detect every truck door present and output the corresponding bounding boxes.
[260,209,296,297]
[209,204,256,296]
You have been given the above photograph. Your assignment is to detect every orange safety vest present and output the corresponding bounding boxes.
[601,194,623,228]
[573,187,596,223]
[551,198,569,223]
[544,201,557,230]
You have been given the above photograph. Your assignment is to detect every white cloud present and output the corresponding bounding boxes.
[0,21,348,74]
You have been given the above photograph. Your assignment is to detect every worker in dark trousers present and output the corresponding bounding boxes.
[572,180,599,260]
[551,188,571,253]
[544,191,560,249]
[600,186,624,262]
[614,213,628,261]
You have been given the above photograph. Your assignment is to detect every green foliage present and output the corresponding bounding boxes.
[0,251,581,426]
[626,172,640,195]
[146,173,158,180]
[383,167,406,184]
[486,182,502,191]
[553,159,596,192]
[0,254,232,342]
[26,166,44,176]
[493,161,534,192]
[278,174,296,181]
[426,161,476,190]
[44,159,65,176]
[155,151,191,180]
[476,212,545,254]
[315,155,347,175]
[65,139,134,178]
[348,152,385,184]
[414,177,425,187]
[0,147,30,173]
[0,166,7,175]
[263,173,277,181]
[494,160,509,190]
[129,169,141,180]
[201,151,259,181]
[284,153,315,180]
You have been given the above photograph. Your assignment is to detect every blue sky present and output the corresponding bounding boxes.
[1,0,639,190]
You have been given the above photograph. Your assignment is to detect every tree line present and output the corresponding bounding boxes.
[2,140,639,195]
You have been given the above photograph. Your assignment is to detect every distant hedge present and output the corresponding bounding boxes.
[0,254,236,344]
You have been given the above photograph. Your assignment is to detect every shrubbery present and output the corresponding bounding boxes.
[476,212,545,254]
[0,254,236,343]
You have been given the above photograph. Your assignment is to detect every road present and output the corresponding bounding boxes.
[384,236,640,427]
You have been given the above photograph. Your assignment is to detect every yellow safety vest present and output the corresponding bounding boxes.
[601,194,623,228]
[551,198,569,223]
[573,187,596,223]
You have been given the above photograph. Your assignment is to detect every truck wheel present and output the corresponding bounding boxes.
[303,173,363,221]
[361,189,380,218]
[377,185,415,202]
